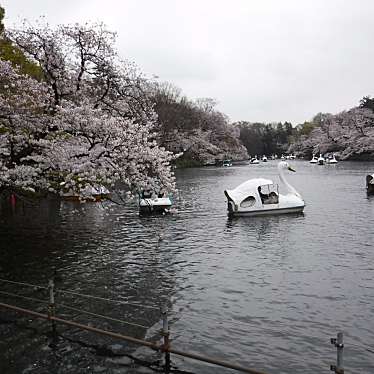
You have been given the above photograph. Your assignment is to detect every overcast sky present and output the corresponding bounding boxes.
[2,0,374,124]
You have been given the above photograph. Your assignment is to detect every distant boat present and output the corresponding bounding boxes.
[262,155,268,162]
[203,159,216,166]
[310,154,318,164]
[250,156,260,164]
[326,154,338,164]
[317,154,325,165]
[222,159,233,167]
[366,174,374,194]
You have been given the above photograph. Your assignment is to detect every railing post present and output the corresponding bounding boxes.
[48,279,56,337]
[330,332,344,374]
[161,304,171,373]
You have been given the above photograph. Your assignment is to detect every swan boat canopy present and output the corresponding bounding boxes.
[139,190,172,214]
[224,161,305,217]
[366,174,374,194]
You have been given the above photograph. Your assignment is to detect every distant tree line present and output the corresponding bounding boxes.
[235,121,294,157]
[289,96,374,160]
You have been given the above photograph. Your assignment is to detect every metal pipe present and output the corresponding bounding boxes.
[168,346,267,374]
[48,279,56,335]
[0,302,159,349]
[161,304,171,372]
[336,332,344,374]
[0,302,268,374]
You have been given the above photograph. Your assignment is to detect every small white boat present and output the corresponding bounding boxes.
[317,154,325,165]
[262,155,268,162]
[250,156,260,164]
[224,161,305,217]
[326,154,338,164]
[222,159,232,167]
[310,154,318,164]
[139,191,172,214]
[289,154,296,159]
[280,154,286,160]
[61,185,110,201]
[366,174,374,194]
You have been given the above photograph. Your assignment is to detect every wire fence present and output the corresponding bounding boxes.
[1,276,370,374]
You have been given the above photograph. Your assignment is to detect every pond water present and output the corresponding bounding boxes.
[1,160,374,374]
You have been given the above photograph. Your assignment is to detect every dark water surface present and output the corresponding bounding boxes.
[1,161,374,373]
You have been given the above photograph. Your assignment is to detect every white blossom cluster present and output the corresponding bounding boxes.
[0,23,176,199]
[289,108,374,159]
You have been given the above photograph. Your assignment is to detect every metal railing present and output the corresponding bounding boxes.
[0,277,347,373]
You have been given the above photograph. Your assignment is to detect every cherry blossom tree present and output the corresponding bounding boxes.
[289,104,374,160]
[0,21,176,199]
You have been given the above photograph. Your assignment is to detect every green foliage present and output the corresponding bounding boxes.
[297,121,316,136]
[0,6,4,34]
[175,157,202,168]
[359,96,374,112]
[0,6,43,80]
[236,121,296,156]
[0,39,44,79]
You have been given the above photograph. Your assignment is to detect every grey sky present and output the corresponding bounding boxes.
[2,0,374,124]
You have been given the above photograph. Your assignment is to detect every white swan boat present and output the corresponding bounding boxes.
[139,191,172,214]
[262,155,268,162]
[317,154,325,165]
[326,154,338,164]
[224,161,305,217]
[310,154,318,164]
[366,174,374,194]
[250,156,260,164]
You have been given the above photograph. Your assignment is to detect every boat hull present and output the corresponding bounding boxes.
[139,205,171,214]
[228,205,304,217]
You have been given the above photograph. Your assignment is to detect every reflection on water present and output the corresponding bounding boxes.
[1,161,374,373]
